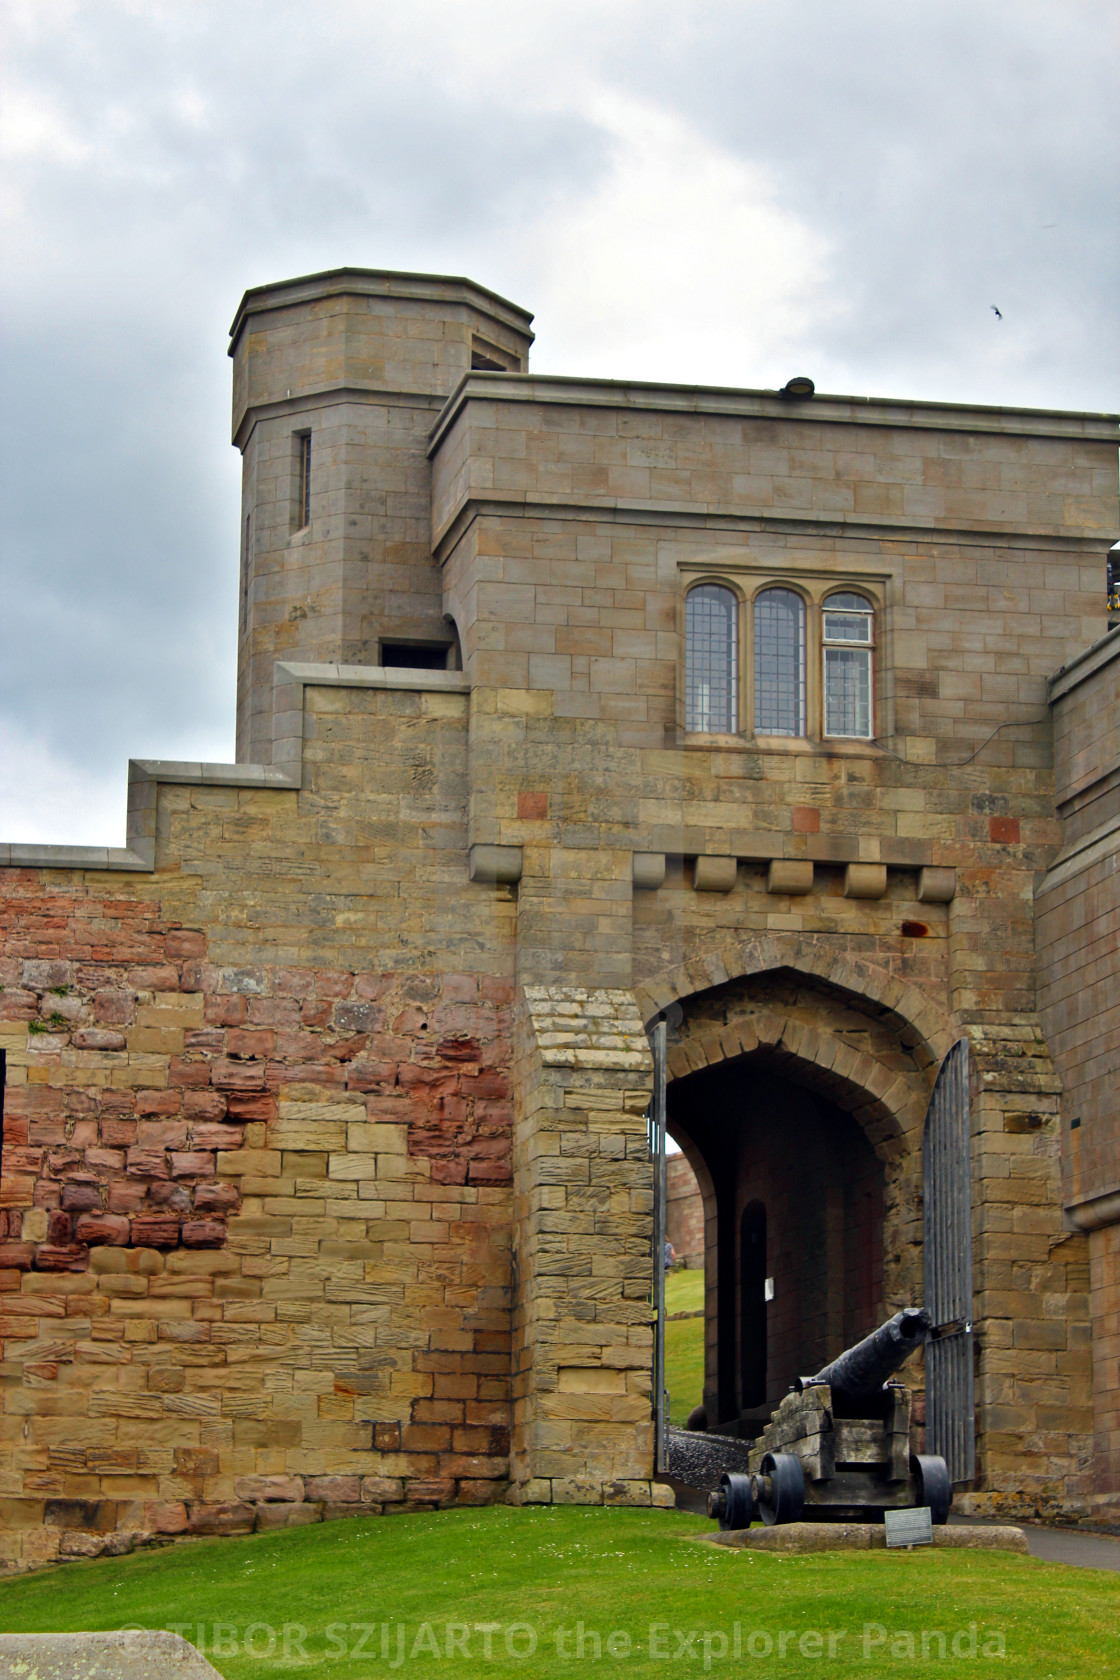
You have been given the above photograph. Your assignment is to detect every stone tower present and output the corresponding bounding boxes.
[230,269,534,763]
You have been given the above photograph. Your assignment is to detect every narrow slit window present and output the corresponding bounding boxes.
[296,432,311,530]
[685,584,738,733]
[380,641,451,670]
[240,513,251,634]
[753,588,806,736]
[823,591,874,738]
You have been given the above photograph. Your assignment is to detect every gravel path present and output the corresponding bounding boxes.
[666,1426,753,1491]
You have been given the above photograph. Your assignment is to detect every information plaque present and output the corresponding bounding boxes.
[884,1506,934,1548]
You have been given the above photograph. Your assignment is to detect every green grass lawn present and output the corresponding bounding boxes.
[1,1505,1115,1679]
[665,1267,705,1426]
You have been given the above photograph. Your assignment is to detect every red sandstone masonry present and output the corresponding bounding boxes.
[0,878,514,1570]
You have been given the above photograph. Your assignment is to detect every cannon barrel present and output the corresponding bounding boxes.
[796,1307,930,1401]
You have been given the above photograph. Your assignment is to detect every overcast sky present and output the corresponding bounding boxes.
[1,0,1117,844]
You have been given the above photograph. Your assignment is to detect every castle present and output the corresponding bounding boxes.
[0,267,1117,1570]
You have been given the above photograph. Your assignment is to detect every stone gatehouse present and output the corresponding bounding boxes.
[0,267,1117,1571]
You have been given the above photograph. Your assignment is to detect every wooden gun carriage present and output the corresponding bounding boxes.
[708,1309,952,1529]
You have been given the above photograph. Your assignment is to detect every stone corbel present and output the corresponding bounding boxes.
[468,843,523,885]
[767,860,814,895]
[843,863,888,899]
[693,855,737,893]
[917,866,957,903]
[632,852,667,890]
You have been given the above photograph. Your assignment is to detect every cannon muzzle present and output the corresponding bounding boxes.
[795,1308,930,1402]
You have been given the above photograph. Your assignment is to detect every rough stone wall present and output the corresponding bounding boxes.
[0,676,524,1573]
[966,1020,1090,1515]
[0,875,514,1572]
[508,986,667,1509]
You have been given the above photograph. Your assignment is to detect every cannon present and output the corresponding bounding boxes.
[707,1309,952,1530]
[798,1306,931,1406]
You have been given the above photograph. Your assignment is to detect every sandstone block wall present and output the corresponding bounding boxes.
[1038,628,1120,1508]
[0,675,523,1573]
[1089,1225,1120,1499]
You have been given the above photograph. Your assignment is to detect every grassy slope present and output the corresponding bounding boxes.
[664,1269,705,1425]
[0,1506,1116,1679]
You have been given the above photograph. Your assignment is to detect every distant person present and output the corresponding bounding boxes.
[664,1240,677,1272]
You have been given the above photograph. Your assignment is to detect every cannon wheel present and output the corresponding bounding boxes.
[911,1454,952,1525]
[717,1472,754,1531]
[755,1452,805,1527]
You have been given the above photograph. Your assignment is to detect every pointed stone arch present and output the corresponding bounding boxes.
[667,1008,927,1161]
[653,947,945,1426]
[635,933,958,1075]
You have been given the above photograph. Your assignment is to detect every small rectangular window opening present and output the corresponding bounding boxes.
[295,432,311,531]
[471,336,518,373]
[380,641,451,670]
[240,513,251,634]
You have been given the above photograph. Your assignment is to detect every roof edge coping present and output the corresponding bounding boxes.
[428,371,1120,456]
[229,267,534,355]
[1049,625,1120,702]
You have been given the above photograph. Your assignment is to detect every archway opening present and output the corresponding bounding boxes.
[669,1054,885,1436]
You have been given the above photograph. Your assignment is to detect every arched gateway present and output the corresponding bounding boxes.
[644,951,954,1442]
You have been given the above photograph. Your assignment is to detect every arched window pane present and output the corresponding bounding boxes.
[824,592,873,612]
[823,592,874,645]
[685,585,738,733]
[754,588,805,735]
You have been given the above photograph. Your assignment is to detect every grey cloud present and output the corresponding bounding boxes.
[0,0,1116,841]
[603,0,1120,404]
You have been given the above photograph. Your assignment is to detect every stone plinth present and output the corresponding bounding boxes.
[701,1522,1029,1554]
[0,1632,222,1677]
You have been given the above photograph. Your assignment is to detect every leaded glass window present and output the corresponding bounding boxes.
[753,588,805,736]
[296,432,311,531]
[823,591,874,738]
[685,585,738,733]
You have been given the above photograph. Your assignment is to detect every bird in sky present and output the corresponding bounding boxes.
[991,305,1003,320]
